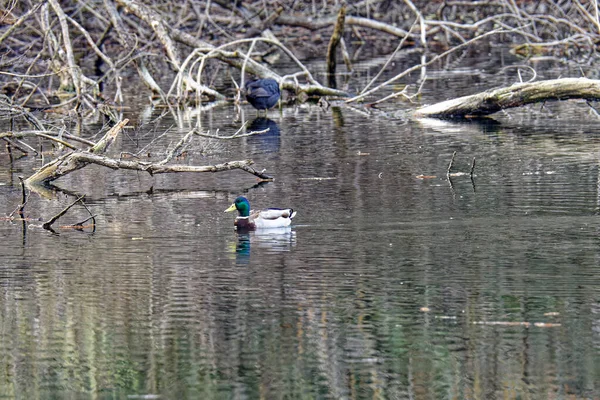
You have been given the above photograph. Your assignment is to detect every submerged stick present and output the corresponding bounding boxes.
[43,195,85,231]
[447,151,456,177]
[19,177,26,215]
[69,198,96,230]
[17,177,27,217]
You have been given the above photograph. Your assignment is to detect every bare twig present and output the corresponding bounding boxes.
[447,151,457,177]
[360,19,418,95]
[347,28,509,104]
[69,198,96,230]
[0,4,41,46]
[12,176,28,217]
[469,158,476,178]
[194,126,269,140]
[159,129,197,165]
[48,0,83,95]
[0,131,79,150]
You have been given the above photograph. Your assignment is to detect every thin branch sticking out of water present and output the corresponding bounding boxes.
[447,151,457,177]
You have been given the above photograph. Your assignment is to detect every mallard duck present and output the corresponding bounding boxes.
[224,196,296,229]
[244,78,280,112]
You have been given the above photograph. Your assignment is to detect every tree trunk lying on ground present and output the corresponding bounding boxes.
[414,78,600,119]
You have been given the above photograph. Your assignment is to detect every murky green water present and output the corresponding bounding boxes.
[2,72,600,398]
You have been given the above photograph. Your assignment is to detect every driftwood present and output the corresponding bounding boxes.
[25,119,129,185]
[31,153,271,181]
[415,78,600,119]
[25,119,274,190]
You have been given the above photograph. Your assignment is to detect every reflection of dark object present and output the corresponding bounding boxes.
[247,117,280,153]
[236,233,251,265]
[245,78,280,111]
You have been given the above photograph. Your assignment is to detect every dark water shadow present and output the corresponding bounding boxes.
[233,227,296,265]
[246,117,281,153]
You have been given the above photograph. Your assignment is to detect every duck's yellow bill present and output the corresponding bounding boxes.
[224,204,236,212]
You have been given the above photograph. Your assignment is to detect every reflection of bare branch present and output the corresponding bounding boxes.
[8,177,29,218]
[43,195,85,231]
[194,125,270,140]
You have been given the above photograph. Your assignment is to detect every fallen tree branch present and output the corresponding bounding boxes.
[25,119,129,186]
[25,118,274,187]
[36,153,273,180]
[415,77,600,118]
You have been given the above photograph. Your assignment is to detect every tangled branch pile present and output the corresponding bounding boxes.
[0,0,599,190]
[1,0,599,112]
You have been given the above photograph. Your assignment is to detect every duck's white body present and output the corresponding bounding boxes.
[226,196,296,230]
[242,208,296,229]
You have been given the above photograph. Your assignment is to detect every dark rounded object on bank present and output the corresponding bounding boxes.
[244,78,280,110]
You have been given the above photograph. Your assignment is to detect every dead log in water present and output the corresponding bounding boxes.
[25,119,274,192]
[415,78,600,119]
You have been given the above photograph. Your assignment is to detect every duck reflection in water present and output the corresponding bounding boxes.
[234,232,251,265]
[247,117,280,153]
[232,229,297,265]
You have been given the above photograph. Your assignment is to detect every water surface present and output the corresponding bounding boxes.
[1,60,600,399]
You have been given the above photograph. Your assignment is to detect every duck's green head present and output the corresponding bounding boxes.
[224,196,250,217]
